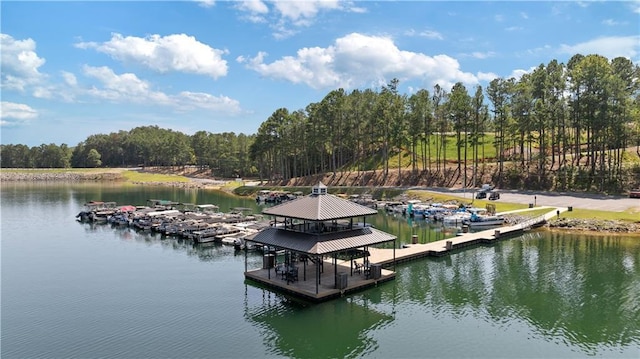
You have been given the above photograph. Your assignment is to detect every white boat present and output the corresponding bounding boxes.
[76,201,118,222]
[463,213,505,227]
[220,235,241,245]
[442,211,471,224]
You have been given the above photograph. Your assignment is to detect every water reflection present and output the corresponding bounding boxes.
[74,185,639,354]
[407,231,640,353]
[78,220,266,264]
[4,183,639,357]
[370,211,460,245]
[244,291,394,358]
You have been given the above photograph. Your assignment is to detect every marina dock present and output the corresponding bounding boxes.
[368,206,568,265]
[245,206,566,302]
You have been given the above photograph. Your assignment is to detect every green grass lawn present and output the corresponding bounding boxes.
[560,207,640,222]
[121,170,190,183]
[346,133,499,171]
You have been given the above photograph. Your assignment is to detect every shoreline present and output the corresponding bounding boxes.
[546,218,640,235]
[2,169,638,235]
[0,169,226,190]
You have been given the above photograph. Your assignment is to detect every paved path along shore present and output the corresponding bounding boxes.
[419,187,639,212]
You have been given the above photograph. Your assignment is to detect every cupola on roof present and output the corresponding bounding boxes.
[262,182,377,221]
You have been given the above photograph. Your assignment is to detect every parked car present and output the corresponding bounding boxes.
[476,191,487,199]
[630,189,640,198]
[488,191,500,200]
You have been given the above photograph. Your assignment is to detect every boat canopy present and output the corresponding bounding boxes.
[147,209,181,217]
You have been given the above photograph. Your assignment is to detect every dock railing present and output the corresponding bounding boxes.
[515,214,546,230]
[511,207,566,231]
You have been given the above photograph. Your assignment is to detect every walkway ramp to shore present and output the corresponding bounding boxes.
[368,206,568,266]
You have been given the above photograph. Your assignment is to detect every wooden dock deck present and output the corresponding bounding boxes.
[245,207,565,301]
[245,260,395,302]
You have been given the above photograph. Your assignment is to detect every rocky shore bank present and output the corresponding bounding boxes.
[0,171,122,182]
[129,181,209,189]
[0,170,222,190]
[548,218,640,233]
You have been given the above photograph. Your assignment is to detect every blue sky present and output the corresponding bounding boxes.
[2,1,639,147]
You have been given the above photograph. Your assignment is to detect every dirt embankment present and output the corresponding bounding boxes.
[266,168,493,189]
[137,166,216,179]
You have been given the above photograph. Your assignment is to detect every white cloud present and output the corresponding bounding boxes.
[176,91,243,113]
[32,86,53,99]
[0,34,46,92]
[83,65,166,102]
[237,0,269,14]
[405,29,443,40]
[522,44,552,57]
[509,66,537,81]
[559,36,640,60]
[81,65,241,114]
[235,0,270,24]
[61,71,78,87]
[0,101,38,127]
[235,0,364,38]
[75,33,229,79]
[240,32,481,91]
[195,0,215,8]
[420,30,443,40]
[469,51,496,59]
[477,72,499,82]
[601,19,625,26]
[272,0,342,24]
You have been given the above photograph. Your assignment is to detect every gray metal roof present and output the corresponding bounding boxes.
[245,227,396,255]
[262,193,378,221]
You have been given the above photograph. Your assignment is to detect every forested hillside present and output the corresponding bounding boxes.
[2,54,639,192]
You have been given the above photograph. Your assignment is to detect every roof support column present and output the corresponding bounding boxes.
[393,238,396,271]
[333,254,338,288]
[315,258,319,294]
[244,243,248,273]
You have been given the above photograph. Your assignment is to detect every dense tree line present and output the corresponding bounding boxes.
[1,126,257,178]
[2,54,639,191]
[250,54,640,192]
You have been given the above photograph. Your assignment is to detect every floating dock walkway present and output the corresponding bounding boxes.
[368,206,568,266]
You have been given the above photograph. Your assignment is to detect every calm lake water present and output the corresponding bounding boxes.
[2,183,639,358]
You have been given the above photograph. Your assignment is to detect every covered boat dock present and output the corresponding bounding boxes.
[244,183,397,302]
